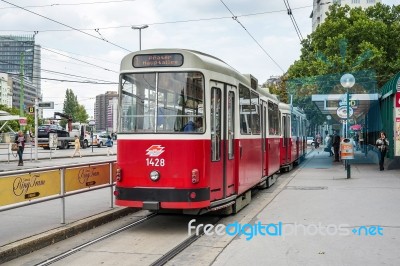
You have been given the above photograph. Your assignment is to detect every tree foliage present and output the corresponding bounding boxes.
[62,89,89,127]
[283,3,400,133]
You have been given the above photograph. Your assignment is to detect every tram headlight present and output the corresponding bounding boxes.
[150,170,160,181]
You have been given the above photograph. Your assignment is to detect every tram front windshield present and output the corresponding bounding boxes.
[120,72,204,133]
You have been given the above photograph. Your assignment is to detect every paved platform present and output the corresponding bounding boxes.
[208,149,400,265]
[166,148,400,265]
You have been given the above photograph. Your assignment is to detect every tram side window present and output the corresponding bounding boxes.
[291,115,298,136]
[239,85,251,134]
[268,101,279,135]
[250,91,260,135]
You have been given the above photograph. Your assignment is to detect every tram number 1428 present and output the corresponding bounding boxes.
[146,158,166,167]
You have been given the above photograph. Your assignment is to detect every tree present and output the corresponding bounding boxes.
[262,75,289,104]
[62,89,89,127]
[283,3,400,133]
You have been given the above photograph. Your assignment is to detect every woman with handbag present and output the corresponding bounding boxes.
[15,131,26,166]
[376,131,389,171]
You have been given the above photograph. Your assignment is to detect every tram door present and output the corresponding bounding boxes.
[282,114,290,164]
[209,82,235,201]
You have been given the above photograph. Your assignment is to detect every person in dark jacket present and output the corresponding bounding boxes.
[376,131,389,171]
[332,131,341,162]
[15,131,26,166]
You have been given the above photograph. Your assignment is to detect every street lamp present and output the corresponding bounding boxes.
[19,49,32,130]
[340,73,355,138]
[326,115,332,135]
[340,73,355,179]
[131,25,148,50]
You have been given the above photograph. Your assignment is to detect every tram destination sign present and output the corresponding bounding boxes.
[133,53,183,68]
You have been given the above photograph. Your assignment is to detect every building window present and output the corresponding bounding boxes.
[351,0,360,3]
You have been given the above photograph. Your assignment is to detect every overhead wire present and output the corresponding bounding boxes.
[0,5,312,33]
[282,0,304,42]
[0,0,138,9]
[0,0,131,52]
[219,0,285,73]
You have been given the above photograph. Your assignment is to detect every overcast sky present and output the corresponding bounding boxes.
[0,0,397,118]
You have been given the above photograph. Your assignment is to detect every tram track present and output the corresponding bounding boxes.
[34,212,158,266]
[26,211,221,266]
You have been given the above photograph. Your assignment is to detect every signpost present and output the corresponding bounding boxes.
[49,133,58,160]
[34,101,54,161]
[89,120,95,153]
[19,117,27,126]
[38,102,54,109]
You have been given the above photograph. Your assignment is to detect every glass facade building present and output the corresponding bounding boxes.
[0,35,41,115]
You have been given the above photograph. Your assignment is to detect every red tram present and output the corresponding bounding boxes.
[114,49,307,214]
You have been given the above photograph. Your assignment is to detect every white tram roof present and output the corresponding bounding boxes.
[121,48,255,90]
[279,102,291,114]
[292,106,306,118]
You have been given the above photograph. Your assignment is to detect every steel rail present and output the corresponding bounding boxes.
[34,212,158,266]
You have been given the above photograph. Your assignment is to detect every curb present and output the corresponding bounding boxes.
[0,207,137,264]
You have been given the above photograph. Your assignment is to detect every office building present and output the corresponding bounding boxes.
[310,0,381,32]
[0,35,42,102]
[94,91,118,132]
[0,73,12,107]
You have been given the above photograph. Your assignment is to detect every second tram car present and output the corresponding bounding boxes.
[114,49,307,214]
[279,103,307,172]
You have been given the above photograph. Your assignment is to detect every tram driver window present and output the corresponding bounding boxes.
[120,72,204,133]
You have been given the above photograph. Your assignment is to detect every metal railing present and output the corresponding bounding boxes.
[0,160,116,224]
[0,142,49,163]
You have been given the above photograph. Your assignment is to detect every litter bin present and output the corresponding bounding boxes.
[340,138,354,160]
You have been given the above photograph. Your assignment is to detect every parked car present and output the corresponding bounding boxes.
[307,137,315,146]
[92,133,109,147]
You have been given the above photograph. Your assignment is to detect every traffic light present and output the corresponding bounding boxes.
[28,106,34,113]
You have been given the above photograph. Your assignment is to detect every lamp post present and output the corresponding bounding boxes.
[131,25,148,50]
[19,49,32,130]
[340,74,355,138]
[326,115,332,135]
[340,73,355,179]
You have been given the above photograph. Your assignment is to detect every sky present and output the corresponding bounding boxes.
[0,0,398,118]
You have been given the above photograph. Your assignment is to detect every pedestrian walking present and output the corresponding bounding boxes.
[71,135,82,158]
[106,135,114,156]
[332,131,341,162]
[315,133,321,149]
[376,131,389,171]
[15,131,26,166]
[324,134,334,156]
